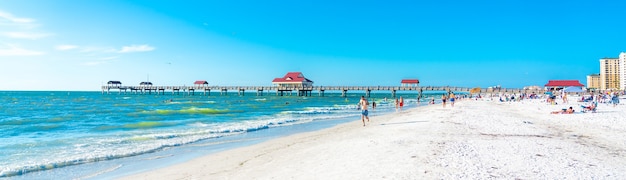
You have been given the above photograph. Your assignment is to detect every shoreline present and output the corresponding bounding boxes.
[121,98,626,179]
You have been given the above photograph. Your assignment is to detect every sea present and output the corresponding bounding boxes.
[0,91,444,179]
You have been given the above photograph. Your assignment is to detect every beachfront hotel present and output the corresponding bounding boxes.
[599,57,620,90]
[586,74,600,90]
[620,52,626,90]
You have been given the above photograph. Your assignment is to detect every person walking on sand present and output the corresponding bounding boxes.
[359,96,370,126]
[441,94,447,108]
[449,93,456,107]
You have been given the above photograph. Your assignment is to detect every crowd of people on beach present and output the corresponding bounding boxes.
[491,90,623,114]
[355,89,624,125]
[357,92,466,126]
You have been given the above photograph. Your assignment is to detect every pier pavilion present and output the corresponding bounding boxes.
[401,79,419,87]
[272,72,314,96]
[107,81,122,87]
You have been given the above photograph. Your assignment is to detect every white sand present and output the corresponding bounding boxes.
[122,98,626,179]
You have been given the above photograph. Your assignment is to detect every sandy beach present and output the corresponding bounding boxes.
[122,97,626,179]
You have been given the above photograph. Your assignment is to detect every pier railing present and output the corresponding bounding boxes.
[101,85,547,97]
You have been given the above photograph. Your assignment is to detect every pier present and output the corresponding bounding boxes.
[101,85,546,97]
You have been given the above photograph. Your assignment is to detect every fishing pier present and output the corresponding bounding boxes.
[102,72,547,97]
[101,85,539,97]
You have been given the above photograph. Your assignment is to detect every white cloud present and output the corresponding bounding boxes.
[100,56,118,60]
[56,45,79,51]
[0,44,44,56]
[3,32,52,39]
[118,44,155,53]
[82,61,106,66]
[0,11,35,24]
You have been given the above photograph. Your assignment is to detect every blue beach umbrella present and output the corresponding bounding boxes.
[563,86,584,93]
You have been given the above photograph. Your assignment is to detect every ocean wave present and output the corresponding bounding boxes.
[0,131,230,178]
[0,117,309,177]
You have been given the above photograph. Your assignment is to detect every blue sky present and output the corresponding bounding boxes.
[1,0,625,90]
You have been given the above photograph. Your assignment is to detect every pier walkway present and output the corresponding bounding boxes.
[101,85,545,97]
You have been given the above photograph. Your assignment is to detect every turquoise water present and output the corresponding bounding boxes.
[0,91,440,178]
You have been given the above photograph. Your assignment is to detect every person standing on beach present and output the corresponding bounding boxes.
[441,94,447,108]
[359,96,370,126]
[449,93,456,107]
[399,96,404,111]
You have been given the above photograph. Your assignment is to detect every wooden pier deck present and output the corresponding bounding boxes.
[101,85,546,97]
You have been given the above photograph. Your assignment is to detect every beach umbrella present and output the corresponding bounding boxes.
[563,86,584,93]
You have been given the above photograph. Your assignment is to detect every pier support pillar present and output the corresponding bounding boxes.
[342,90,347,97]
[391,90,396,98]
[366,90,371,98]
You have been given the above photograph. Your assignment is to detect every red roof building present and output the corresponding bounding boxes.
[194,80,208,86]
[544,80,584,90]
[272,72,313,88]
[401,79,420,87]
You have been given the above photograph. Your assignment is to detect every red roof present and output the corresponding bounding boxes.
[272,72,313,83]
[401,79,419,84]
[544,80,584,87]
[194,80,208,85]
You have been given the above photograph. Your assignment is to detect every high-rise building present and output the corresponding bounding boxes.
[586,74,600,90]
[618,52,626,90]
[599,57,620,90]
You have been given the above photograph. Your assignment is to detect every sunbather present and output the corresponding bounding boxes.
[581,101,597,112]
[551,106,574,114]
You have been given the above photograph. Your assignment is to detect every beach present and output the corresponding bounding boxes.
[122,97,626,179]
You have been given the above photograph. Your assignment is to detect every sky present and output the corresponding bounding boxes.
[1,0,625,91]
